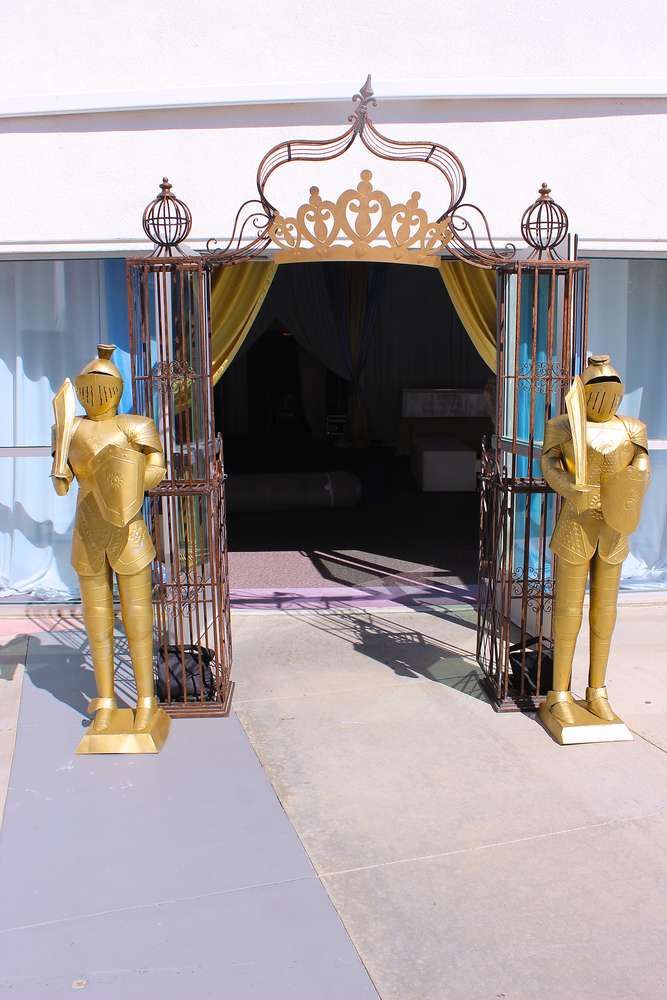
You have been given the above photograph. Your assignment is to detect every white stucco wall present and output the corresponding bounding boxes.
[1,1,665,256]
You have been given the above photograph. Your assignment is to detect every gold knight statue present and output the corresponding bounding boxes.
[539,355,650,742]
[51,344,169,752]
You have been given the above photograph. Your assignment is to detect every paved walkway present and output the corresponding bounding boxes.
[0,626,377,998]
[1,597,666,998]
[232,599,667,1000]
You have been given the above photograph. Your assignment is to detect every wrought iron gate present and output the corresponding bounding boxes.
[127,255,232,716]
[477,205,589,710]
[125,83,593,720]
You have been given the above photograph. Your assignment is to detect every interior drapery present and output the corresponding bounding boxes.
[211,260,498,401]
[210,262,277,384]
[220,263,390,444]
[2,256,665,598]
[0,259,131,599]
[219,261,491,449]
[246,263,352,378]
[439,261,496,371]
[361,264,490,445]
[587,258,667,587]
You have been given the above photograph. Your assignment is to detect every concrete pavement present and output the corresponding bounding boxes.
[232,600,667,1000]
[1,597,666,998]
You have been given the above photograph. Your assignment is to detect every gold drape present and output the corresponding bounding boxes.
[208,258,495,386]
[439,261,497,372]
[210,261,277,385]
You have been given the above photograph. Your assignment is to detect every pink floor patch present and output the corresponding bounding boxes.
[230,583,476,612]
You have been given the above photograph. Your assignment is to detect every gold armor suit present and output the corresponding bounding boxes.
[51,345,167,745]
[68,414,161,577]
[540,355,650,734]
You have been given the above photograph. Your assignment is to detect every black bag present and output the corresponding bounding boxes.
[156,644,216,702]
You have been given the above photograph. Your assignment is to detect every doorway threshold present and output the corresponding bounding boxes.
[230,583,477,613]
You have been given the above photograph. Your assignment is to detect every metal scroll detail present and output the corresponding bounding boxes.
[444,203,516,267]
[198,74,515,268]
[204,199,274,259]
[268,169,453,267]
[139,81,568,268]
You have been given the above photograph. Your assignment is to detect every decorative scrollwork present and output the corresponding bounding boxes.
[442,204,516,269]
[153,359,196,395]
[517,359,569,393]
[153,360,195,379]
[203,199,274,260]
[510,569,554,612]
[171,76,574,271]
[255,75,467,227]
[268,169,453,266]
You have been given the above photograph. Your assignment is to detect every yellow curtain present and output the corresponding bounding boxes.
[439,261,497,372]
[210,261,277,385]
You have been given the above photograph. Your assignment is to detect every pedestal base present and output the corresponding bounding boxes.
[76,708,171,755]
[539,699,633,745]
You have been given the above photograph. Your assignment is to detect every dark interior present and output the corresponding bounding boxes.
[214,261,494,594]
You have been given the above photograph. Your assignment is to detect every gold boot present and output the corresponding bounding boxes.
[542,689,578,726]
[585,686,617,722]
[87,696,118,734]
[134,695,159,733]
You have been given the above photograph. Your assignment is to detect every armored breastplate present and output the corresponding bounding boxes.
[69,418,141,485]
[561,419,635,487]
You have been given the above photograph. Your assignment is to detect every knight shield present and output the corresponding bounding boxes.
[88,444,146,527]
[601,466,647,535]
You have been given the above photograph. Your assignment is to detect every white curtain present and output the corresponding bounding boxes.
[0,259,130,600]
[588,258,667,587]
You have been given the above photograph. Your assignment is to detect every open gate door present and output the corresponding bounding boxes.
[127,257,233,716]
[477,251,589,710]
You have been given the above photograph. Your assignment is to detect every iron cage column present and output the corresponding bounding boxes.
[477,195,589,710]
[127,256,233,717]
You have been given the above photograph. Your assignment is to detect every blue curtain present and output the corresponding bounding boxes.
[103,258,133,414]
[0,259,129,600]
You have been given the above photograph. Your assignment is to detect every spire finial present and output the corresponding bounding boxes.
[520,182,569,260]
[142,176,193,257]
[349,74,377,133]
[359,74,373,102]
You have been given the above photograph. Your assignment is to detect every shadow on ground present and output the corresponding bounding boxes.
[286,607,489,702]
[6,629,136,719]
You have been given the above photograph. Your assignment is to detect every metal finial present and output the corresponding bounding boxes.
[349,74,378,132]
[142,176,193,257]
[520,182,569,260]
[359,75,374,102]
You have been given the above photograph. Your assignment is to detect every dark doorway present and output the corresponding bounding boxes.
[247,326,311,451]
[214,262,493,603]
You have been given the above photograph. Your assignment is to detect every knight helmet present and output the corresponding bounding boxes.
[75,344,123,418]
[580,355,625,422]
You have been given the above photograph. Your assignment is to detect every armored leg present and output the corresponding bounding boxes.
[586,555,622,720]
[117,566,157,732]
[79,564,116,732]
[546,558,589,724]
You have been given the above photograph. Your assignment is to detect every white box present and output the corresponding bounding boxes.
[411,436,477,492]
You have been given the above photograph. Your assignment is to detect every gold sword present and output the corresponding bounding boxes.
[565,375,588,487]
[52,378,76,478]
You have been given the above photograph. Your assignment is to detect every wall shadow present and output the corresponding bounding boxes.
[4,98,666,135]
